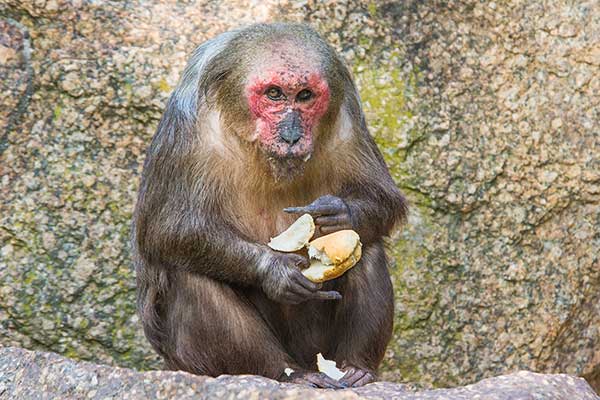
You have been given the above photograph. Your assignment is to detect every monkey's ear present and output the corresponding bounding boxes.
[143,31,238,167]
[170,30,238,124]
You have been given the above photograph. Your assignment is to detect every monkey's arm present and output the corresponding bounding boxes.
[135,202,341,303]
[285,183,405,246]
[137,208,267,282]
[340,178,407,245]
[285,166,406,245]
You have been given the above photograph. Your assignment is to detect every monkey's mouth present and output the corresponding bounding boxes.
[269,138,313,161]
[263,137,313,181]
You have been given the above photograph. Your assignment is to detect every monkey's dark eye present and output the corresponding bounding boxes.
[266,86,284,101]
[296,89,313,102]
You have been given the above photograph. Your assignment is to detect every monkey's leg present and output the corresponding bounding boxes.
[160,272,297,379]
[244,291,346,389]
[330,242,394,387]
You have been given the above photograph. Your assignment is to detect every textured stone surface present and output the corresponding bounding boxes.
[0,0,599,393]
[0,346,598,400]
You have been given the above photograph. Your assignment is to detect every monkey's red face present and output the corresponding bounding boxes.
[245,65,330,163]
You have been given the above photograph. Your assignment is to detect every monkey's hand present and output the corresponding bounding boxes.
[260,253,342,304]
[284,195,352,235]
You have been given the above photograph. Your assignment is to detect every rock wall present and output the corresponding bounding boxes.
[0,0,598,391]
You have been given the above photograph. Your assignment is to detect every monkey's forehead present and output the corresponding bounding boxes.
[244,40,324,78]
[246,63,323,85]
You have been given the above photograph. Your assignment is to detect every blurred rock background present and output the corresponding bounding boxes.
[0,0,598,392]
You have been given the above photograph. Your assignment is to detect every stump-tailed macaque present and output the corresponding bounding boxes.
[133,23,407,388]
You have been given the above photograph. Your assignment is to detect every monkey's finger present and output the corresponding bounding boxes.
[283,206,325,217]
[287,277,323,302]
[341,368,375,387]
[304,373,345,389]
[341,366,357,378]
[319,225,349,234]
[291,270,322,292]
[290,255,310,269]
[287,281,316,299]
[340,367,363,386]
[278,281,305,304]
[311,290,342,301]
[284,204,338,216]
[352,372,375,387]
[283,206,306,214]
[291,279,320,297]
[315,215,350,226]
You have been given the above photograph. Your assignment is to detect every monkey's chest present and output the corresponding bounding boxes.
[238,207,299,245]
[229,191,321,245]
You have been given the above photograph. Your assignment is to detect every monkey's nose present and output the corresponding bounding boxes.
[278,111,303,145]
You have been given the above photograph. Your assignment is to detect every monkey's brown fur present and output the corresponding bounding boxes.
[132,23,406,387]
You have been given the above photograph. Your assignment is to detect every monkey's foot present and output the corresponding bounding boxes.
[282,371,346,389]
[339,366,376,387]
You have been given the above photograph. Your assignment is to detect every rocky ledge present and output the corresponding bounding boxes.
[0,346,597,399]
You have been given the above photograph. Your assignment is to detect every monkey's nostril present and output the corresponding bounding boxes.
[280,129,302,145]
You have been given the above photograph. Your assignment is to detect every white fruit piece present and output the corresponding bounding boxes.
[268,214,315,252]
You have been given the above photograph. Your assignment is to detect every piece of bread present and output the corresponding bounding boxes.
[268,214,315,252]
[302,230,362,283]
[307,230,361,264]
[316,353,345,380]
